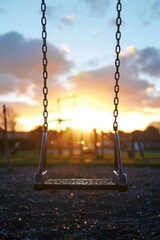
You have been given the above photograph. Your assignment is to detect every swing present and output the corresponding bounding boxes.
[33,0,128,191]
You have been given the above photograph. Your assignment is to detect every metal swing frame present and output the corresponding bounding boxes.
[33,0,128,192]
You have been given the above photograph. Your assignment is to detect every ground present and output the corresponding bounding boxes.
[0,165,160,240]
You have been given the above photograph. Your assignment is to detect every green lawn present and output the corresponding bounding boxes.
[0,150,160,168]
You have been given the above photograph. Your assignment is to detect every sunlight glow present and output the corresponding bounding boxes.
[18,116,43,131]
[118,111,160,132]
[48,105,112,132]
[18,106,160,133]
[71,106,112,131]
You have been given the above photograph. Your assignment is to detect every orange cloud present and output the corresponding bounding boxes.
[69,47,160,113]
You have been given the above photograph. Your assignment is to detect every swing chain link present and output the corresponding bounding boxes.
[113,0,122,132]
[41,0,48,131]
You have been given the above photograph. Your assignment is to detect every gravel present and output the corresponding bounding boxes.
[0,165,160,240]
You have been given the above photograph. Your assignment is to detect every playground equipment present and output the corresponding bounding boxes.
[53,95,76,155]
[33,0,128,191]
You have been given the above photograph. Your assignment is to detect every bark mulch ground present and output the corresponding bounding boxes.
[0,165,159,240]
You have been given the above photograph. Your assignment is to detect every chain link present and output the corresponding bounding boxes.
[113,0,122,132]
[41,0,48,131]
[40,0,121,132]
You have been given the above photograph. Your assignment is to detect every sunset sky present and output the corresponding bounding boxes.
[0,0,160,132]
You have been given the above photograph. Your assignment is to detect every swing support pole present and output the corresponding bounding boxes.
[34,131,47,184]
[113,131,128,185]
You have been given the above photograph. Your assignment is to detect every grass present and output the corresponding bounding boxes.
[0,150,160,168]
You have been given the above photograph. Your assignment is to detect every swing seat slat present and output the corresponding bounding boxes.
[34,178,128,191]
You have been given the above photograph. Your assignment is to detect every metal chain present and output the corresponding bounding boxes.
[41,0,48,131]
[113,0,122,132]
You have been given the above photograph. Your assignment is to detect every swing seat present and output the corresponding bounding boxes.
[34,0,128,192]
[33,131,128,192]
[33,170,128,191]
[34,178,128,191]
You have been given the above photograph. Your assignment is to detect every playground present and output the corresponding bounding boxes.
[0,0,160,239]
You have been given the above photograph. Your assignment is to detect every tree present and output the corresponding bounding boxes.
[29,126,43,153]
[143,126,160,143]
[149,121,160,133]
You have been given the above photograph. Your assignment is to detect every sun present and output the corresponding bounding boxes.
[49,105,113,132]
[71,106,109,131]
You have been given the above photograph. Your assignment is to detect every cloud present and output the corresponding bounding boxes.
[83,0,110,16]
[136,47,160,77]
[69,46,160,113]
[0,31,73,118]
[60,43,70,54]
[0,74,17,94]
[69,66,114,110]
[0,31,72,78]
[61,15,75,25]
[121,46,137,58]
[46,5,61,19]
[0,31,72,91]
[122,46,160,78]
